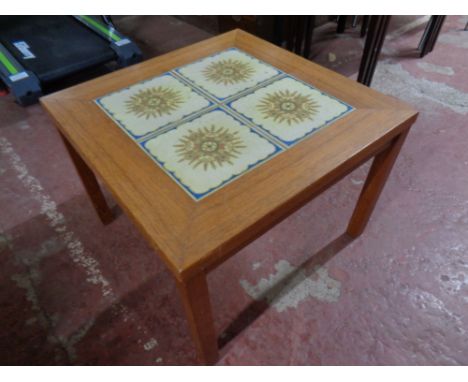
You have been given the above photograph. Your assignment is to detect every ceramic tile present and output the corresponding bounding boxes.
[176,48,280,100]
[229,76,354,146]
[141,109,282,200]
[95,73,212,139]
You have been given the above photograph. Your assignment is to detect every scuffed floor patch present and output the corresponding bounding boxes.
[372,61,468,115]
[0,136,160,361]
[0,232,13,251]
[143,338,158,351]
[416,62,454,76]
[438,33,468,49]
[240,260,341,312]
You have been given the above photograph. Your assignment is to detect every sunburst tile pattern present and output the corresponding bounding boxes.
[229,76,353,146]
[176,48,280,100]
[95,49,354,201]
[141,110,281,200]
[96,73,212,139]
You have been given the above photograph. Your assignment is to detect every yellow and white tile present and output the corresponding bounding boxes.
[96,73,211,138]
[142,109,281,200]
[176,48,280,100]
[229,76,353,145]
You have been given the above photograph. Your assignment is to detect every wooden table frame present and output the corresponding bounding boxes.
[41,30,418,365]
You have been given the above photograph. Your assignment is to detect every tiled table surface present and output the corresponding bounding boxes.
[96,48,353,200]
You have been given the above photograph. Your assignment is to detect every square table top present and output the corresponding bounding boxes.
[41,29,418,281]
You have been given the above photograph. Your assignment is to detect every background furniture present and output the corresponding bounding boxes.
[338,15,447,86]
[0,15,142,105]
[184,15,449,88]
[418,16,446,57]
[357,16,391,86]
[275,15,315,58]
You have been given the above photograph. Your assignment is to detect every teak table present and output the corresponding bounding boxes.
[41,30,418,364]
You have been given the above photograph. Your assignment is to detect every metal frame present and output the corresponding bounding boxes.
[73,15,142,67]
[0,16,142,105]
[0,42,41,105]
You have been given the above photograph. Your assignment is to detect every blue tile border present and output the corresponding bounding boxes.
[174,47,282,102]
[139,108,283,201]
[227,74,355,147]
[94,72,214,140]
[218,104,289,150]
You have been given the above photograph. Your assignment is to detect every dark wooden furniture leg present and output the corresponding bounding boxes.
[302,16,315,59]
[281,16,314,58]
[285,16,297,52]
[357,15,391,87]
[428,16,445,52]
[293,16,305,55]
[60,133,114,225]
[347,129,409,238]
[176,273,219,365]
[360,15,370,37]
[336,16,348,33]
[418,16,446,58]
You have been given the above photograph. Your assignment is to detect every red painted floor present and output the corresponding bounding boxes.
[0,15,467,365]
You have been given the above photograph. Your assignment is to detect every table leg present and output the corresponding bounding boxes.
[347,129,409,238]
[60,133,114,225]
[176,272,219,365]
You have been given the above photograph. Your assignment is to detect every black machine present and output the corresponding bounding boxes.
[0,16,142,105]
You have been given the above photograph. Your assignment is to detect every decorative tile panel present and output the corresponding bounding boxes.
[96,73,212,139]
[229,76,353,146]
[141,109,281,200]
[95,48,354,201]
[176,48,280,100]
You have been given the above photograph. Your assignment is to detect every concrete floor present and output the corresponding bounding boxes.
[0,15,467,365]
